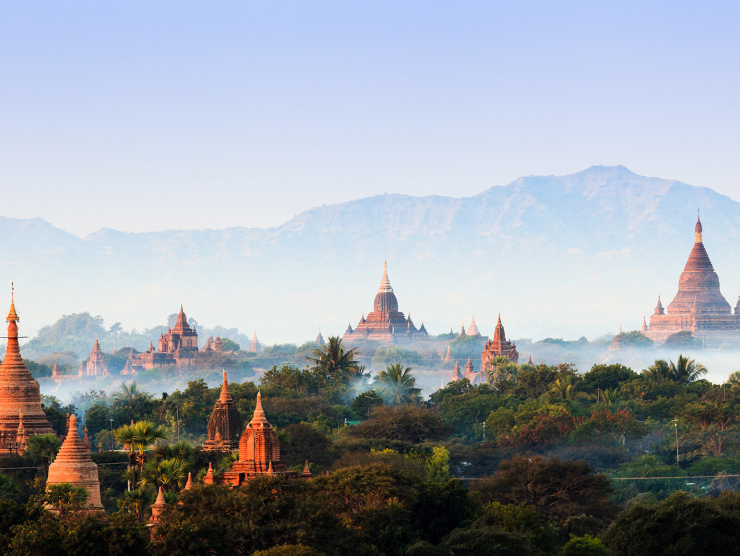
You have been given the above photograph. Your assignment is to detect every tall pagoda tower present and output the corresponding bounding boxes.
[481,314,520,371]
[85,340,109,376]
[646,216,740,346]
[202,371,243,452]
[0,291,54,454]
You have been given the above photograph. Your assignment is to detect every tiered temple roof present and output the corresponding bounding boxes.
[85,340,108,376]
[0,292,54,454]
[46,414,104,512]
[481,314,520,371]
[202,371,243,452]
[126,306,199,371]
[343,261,428,344]
[646,217,740,346]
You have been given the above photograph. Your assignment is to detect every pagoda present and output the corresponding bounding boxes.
[645,216,740,346]
[202,371,243,452]
[0,291,54,455]
[46,414,104,513]
[127,306,199,371]
[481,314,520,371]
[85,340,109,376]
[207,392,305,486]
[249,331,263,354]
[343,261,428,345]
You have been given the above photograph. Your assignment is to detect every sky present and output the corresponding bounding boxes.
[1,2,739,237]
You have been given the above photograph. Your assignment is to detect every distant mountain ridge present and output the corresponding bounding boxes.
[3,166,740,344]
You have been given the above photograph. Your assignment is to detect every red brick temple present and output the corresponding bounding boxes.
[0,293,54,455]
[84,340,109,376]
[481,314,520,371]
[202,371,243,452]
[125,306,199,371]
[205,392,312,486]
[343,261,428,345]
[645,217,740,347]
[46,413,104,513]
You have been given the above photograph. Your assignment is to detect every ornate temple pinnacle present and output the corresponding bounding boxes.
[695,214,703,243]
[6,286,19,323]
[378,260,393,293]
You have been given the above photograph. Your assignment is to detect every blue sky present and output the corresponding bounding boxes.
[1,1,739,236]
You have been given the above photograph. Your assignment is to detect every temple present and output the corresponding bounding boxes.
[249,331,263,354]
[125,306,199,371]
[202,371,243,452]
[466,316,481,336]
[0,291,55,455]
[343,261,428,344]
[46,414,104,513]
[206,392,311,486]
[645,217,740,347]
[84,340,109,376]
[481,314,519,371]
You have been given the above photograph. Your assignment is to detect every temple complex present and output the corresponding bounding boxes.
[343,261,428,345]
[46,414,104,513]
[450,361,462,382]
[645,217,740,347]
[481,314,519,371]
[466,317,481,336]
[206,392,310,486]
[84,340,108,376]
[126,306,199,371]
[202,372,243,452]
[0,292,55,455]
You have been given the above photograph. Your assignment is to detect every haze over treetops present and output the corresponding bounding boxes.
[4,166,740,343]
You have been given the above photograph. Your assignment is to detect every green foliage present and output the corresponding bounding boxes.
[613,330,654,348]
[431,380,500,438]
[281,423,334,468]
[664,330,703,348]
[351,390,384,418]
[44,482,89,514]
[583,363,638,391]
[306,336,362,385]
[374,364,421,405]
[252,545,323,556]
[603,491,740,555]
[23,359,54,378]
[220,337,241,351]
[425,446,450,483]
[347,406,451,443]
[559,534,607,556]
[476,502,557,553]
[447,334,485,360]
[370,345,422,368]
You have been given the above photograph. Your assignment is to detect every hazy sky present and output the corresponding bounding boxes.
[1,2,739,237]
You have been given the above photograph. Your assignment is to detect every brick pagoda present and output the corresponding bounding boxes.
[202,371,243,452]
[206,392,311,486]
[481,314,519,372]
[645,217,740,347]
[0,292,54,455]
[46,414,104,513]
[84,340,109,376]
[343,261,428,345]
[125,306,199,371]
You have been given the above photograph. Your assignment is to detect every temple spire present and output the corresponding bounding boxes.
[6,285,18,323]
[250,391,269,426]
[695,213,703,243]
[219,371,232,403]
[378,260,393,293]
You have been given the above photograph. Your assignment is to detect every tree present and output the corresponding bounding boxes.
[680,401,738,456]
[545,376,589,402]
[643,359,671,381]
[117,488,148,522]
[664,330,703,349]
[24,433,62,478]
[583,364,638,391]
[347,406,451,443]
[351,390,384,419]
[114,420,166,488]
[560,534,607,556]
[471,456,616,522]
[374,363,421,405]
[371,345,423,368]
[305,336,361,384]
[603,492,740,555]
[44,483,88,515]
[115,381,151,402]
[668,354,707,384]
[142,457,189,491]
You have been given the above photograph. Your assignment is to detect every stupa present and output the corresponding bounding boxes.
[343,261,428,344]
[249,331,263,354]
[450,361,462,382]
[0,291,54,455]
[202,371,244,451]
[46,414,104,513]
[481,314,519,371]
[207,392,304,486]
[645,216,740,346]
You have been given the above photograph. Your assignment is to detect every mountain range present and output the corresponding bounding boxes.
[3,165,740,344]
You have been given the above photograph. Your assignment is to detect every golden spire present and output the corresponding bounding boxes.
[7,283,19,323]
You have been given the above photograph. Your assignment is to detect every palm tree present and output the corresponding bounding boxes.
[644,359,671,381]
[217,451,239,474]
[24,433,62,478]
[375,364,421,405]
[306,336,361,383]
[118,489,148,522]
[668,354,707,384]
[545,376,589,402]
[151,441,195,464]
[114,420,166,488]
[141,457,189,492]
[486,356,519,387]
[0,474,19,500]
[115,381,151,402]
[45,483,88,515]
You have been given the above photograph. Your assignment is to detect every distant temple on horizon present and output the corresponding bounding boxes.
[644,216,740,347]
[125,305,199,371]
[481,314,519,370]
[343,261,428,345]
